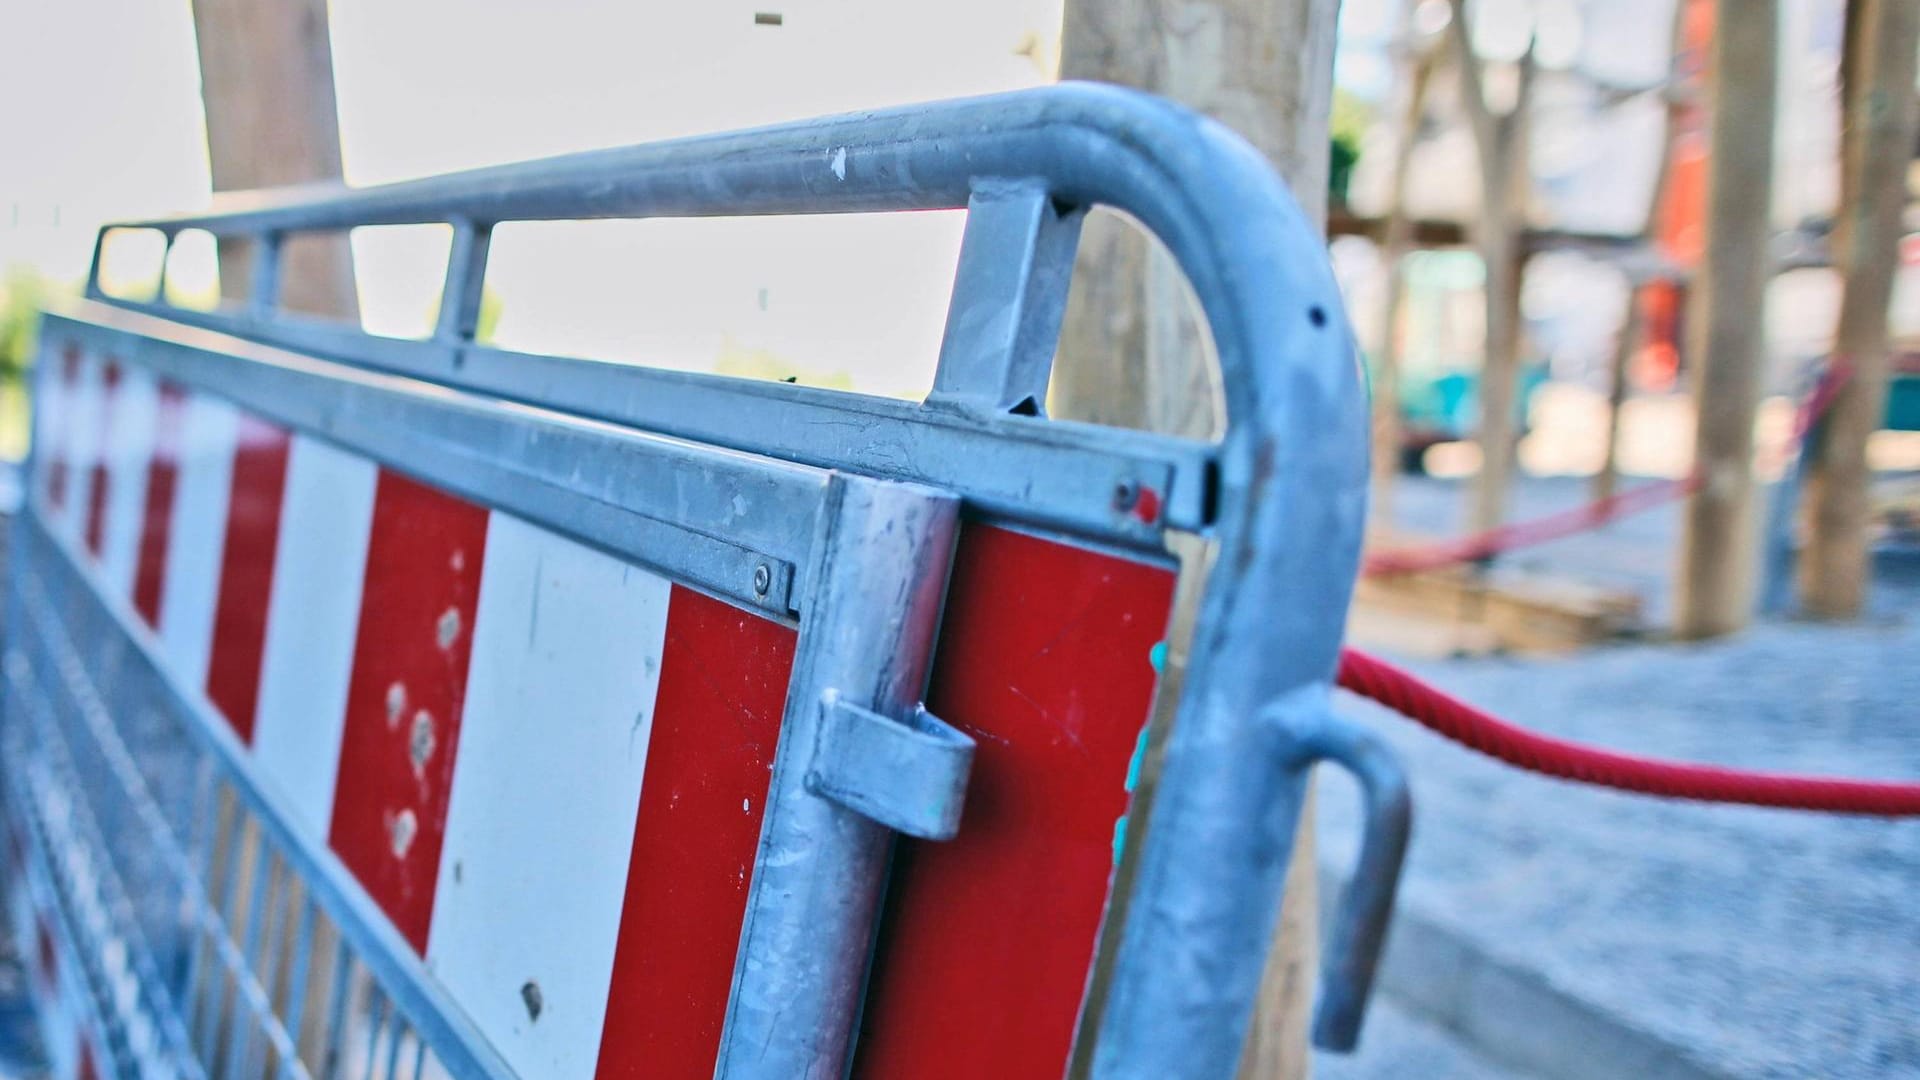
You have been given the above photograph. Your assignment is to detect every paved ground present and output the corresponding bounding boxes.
[1320,995,1535,1080]
[1324,476,1920,1079]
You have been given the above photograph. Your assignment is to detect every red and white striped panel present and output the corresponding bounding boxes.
[34,345,799,1079]
[36,341,1180,1080]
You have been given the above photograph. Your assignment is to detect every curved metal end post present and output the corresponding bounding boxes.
[1281,710,1412,1053]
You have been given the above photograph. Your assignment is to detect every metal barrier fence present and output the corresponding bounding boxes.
[2,82,1406,1079]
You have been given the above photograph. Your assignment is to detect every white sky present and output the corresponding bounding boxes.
[0,0,1847,398]
[0,0,1066,398]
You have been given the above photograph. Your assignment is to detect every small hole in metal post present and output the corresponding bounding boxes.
[1308,305,1328,328]
[521,980,544,1022]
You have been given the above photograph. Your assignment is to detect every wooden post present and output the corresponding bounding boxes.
[1447,0,1534,533]
[191,0,356,317]
[1596,3,1690,504]
[1054,2,1341,1077]
[1595,298,1643,503]
[1675,0,1779,639]
[1373,43,1441,502]
[188,4,354,1067]
[1799,0,1920,618]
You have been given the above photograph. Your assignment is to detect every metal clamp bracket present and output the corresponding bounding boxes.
[807,691,975,841]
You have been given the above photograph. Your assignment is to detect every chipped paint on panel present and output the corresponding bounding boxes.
[327,470,489,952]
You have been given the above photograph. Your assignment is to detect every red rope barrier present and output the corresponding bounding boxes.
[1336,647,1920,816]
[1362,358,1856,578]
[1362,473,1698,577]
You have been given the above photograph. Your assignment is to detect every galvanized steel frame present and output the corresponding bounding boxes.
[27,81,1409,1079]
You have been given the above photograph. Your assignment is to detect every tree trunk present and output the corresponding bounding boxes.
[1597,2,1691,504]
[1675,0,1779,639]
[1799,0,1920,617]
[1596,297,1643,503]
[1473,218,1525,533]
[1447,0,1534,534]
[1054,2,1342,1077]
[1373,44,1440,502]
[191,0,356,317]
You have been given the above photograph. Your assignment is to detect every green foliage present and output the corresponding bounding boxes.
[0,266,67,461]
[1330,85,1373,148]
[435,287,506,342]
[0,265,73,382]
[1328,86,1375,210]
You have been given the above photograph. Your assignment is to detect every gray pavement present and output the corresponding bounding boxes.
[1325,476,1920,1079]
[1319,995,1536,1080]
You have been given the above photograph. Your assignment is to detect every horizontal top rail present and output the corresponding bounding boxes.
[105,83,1283,235]
[45,303,833,617]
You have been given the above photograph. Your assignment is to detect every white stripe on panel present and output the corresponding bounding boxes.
[33,356,70,520]
[60,355,103,546]
[426,513,673,1080]
[250,435,378,834]
[156,393,238,690]
[99,366,159,599]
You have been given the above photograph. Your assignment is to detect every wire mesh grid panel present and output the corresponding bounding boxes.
[4,510,476,1080]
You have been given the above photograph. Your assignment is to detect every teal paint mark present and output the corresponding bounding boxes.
[1114,642,1168,863]
[1113,721,1153,865]
[1123,723,1149,793]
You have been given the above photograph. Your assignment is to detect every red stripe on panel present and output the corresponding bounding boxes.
[327,470,489,953]
[44,345,80,513]
[593,586,796,1080]
[132,383,188,629]
[82,361,120,557]
[75,1037,98,1080]
[852,523,1176,1080]
[34,917,56,991]
[204,414,292,743]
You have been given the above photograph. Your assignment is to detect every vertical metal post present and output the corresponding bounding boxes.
[927,180,1084,416]
[715,475,959,1079]
[277,898,317,1080]
[83,229,110,301]
[249,232,285,318]
[435,218,493,347]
